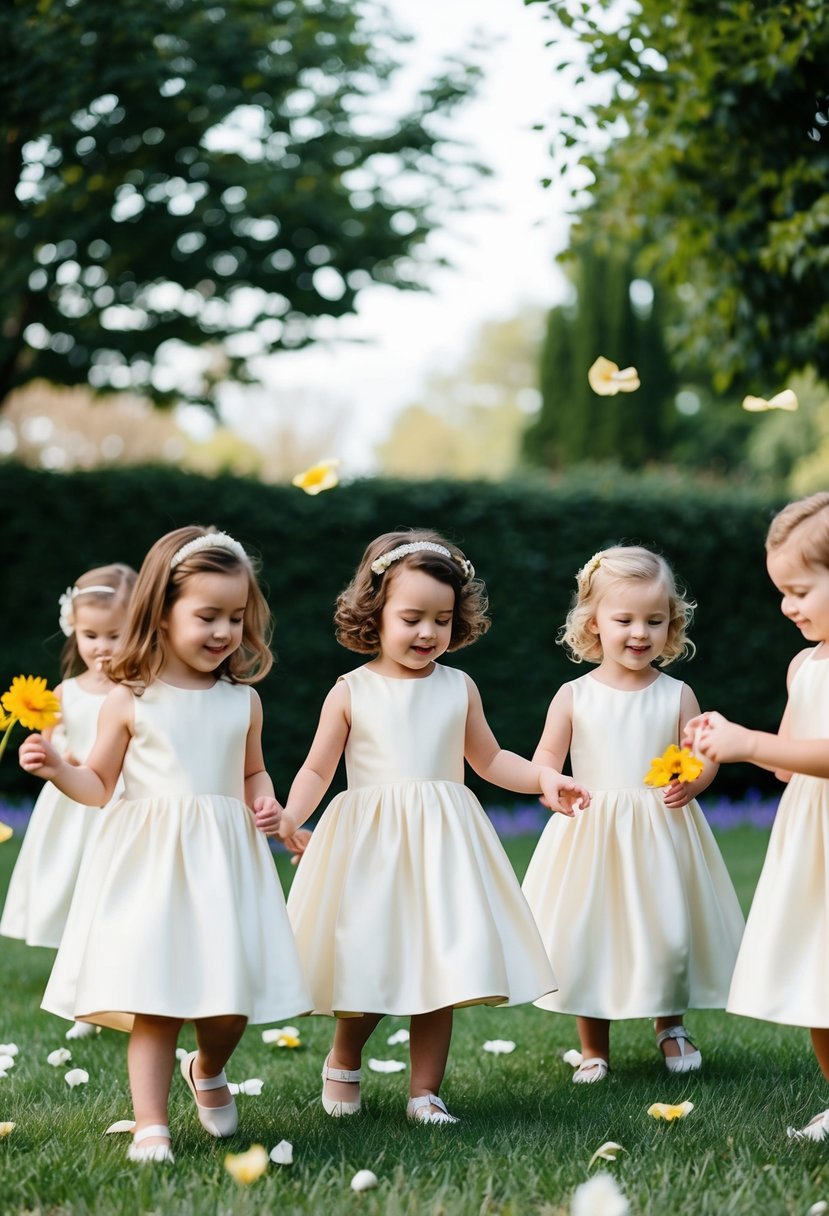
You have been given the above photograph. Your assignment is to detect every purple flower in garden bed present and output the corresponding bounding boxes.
[0,799,34,837]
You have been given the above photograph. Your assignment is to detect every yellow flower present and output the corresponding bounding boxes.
[588,1140,625,1167]
[742,389,798,412]
[291,459,340,495]
[224,1144,269,1185]
[0,823,12,845]
[0,1122,15,1137]
[2,676,61,732]
[644,744,704,788]
[588,356,641,396]
[647,1100,694,1121]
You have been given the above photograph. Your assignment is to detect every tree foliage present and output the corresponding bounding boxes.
[523,245,677,468]
[531,0,829,392]
[0,0,480,407]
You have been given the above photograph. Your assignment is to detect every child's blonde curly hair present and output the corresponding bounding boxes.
[559,545,695,666]
[766,491,829,566]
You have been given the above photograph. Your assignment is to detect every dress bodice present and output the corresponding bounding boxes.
[341,663,467,789]
[788,648,829,736]
[121,679,251,800]
[569,672,683,790]
[58,679,106,760]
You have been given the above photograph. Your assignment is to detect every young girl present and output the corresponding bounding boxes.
[686,493,829,1140]
[522,546,744,1082]
[19,526,311,1164]
[1,564,136,1039]
[259,529,589,1125]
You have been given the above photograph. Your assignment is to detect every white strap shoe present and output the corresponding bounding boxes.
[787,1108,829,1142]
[127,1124,174,1164]
[656,1025,702,1073]
[406,1093,459,1124]
[321,1052,362,1116]
[573,1057,609,1084]
[180,1050,238,1137]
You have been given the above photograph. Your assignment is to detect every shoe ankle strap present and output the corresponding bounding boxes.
[193,1069,228,1091]
[656,1026,689,1045]
[323,1061,362,1083]
[134,1124,171,1143]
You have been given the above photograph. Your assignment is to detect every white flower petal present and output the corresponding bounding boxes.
[350,1169,379,1192]
[104,1119,136,1134]
[0,1071,7,1081]
[0,1054,16,1071]
[175,1047,189,1061]
[808,1204,828,1216]
[588,1141,625,1168]
[386,1029,410,1046]
[0,1122,15,1137]
[47,1048,72,1067]
[280,1026,299,1037]
[563,1049,584,1068]
[482,1040,516,1055]
[0,1044,19,1057]
[270,1139,293,1165]
[65,1068,89,1088]
[228,1078,265,1096]
[571,1172,630,1216]
[367,1058,406,1073]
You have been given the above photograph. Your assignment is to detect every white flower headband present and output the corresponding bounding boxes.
[370,541,475,582]
[170,532,248,569]
[58,585,117,637]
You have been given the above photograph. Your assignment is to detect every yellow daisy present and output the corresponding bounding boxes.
[2,676,61,732]
[644,744,704,788]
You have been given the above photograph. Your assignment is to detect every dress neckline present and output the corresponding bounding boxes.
[360,663,439,683]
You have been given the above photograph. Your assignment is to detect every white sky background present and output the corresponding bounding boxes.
[218,0,584,473]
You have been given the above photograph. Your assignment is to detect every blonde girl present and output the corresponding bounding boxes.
[19,526,310,1164]
[1,564,136,1038]
[522,545,744,1082]
[687,493,829,1141]
[258,529,588,1125]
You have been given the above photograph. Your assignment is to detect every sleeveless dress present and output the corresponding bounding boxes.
[286,663,557,1016]
[1,680,110,948]
[41,679,311,1031]
[728,649,829,1027]
[522,673,744,1018]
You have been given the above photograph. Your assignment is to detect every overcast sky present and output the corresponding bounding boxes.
[219,0,583,471]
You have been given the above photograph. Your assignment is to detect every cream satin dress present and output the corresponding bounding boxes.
[728,649,829,1027]
[42,679,311,1031]
[1,680,109,948]
[287,663,557,1016]
[522,673,744,1018]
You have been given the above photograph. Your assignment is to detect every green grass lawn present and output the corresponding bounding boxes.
[0,826,827,1215]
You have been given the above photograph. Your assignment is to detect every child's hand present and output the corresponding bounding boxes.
[253,795,283,836]
[692,711,754,764]
[680,713,710,753]
[284,827,312,866]
[19,733,62,779]
[662,780,696,809]
[539,769,591,817]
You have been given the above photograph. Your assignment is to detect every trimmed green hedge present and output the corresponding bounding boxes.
[1,464,789,802]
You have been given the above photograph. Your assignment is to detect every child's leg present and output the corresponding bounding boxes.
[128,1013,184,1145]
[192,1014,247,1109]
[810,1027,829,1083]
[409,1006,452,1099]
[577,1015,610,1060]
[324,1013,384,1105]
[654,1015,697,1058]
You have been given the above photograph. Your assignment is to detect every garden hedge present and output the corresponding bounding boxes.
[1,463,790,803]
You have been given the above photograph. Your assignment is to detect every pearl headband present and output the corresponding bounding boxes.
[58,585,117,637]
[578,551,605,589]
[370,541,475,582]
[170,532,248,569]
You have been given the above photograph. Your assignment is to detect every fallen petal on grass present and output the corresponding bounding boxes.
[350,1169,379,1192]
[571,1172,630,1216]
[0,1122,15,1137]
[270,1139,293,1165]
[482,1040,516,1055]
[387,1029,410,1046]
[808,1203,828,1216]
[64,1069,89,1088]
[47,1048,72,1067]
[228,1079,264,1095]
[647,1101,694,1121]
[0,1045,18,1057]
[224,1144,269,1185]
[175,1048,189,1062]
[563,1048,584,1069]
[0,1055,16,1072]
[588,1141,625,1168]
[261,1027,302,1048]
[367,1058,406,1073]
[104,1119,136,1134]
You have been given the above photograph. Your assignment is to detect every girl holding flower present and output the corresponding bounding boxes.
[1,564,136,1038]
[522,546,744,1082]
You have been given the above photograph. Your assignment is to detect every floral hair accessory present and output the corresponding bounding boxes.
[370,541,475,582]
[578,551,604,587]
[58,585,117,637]
[170,532,248,570]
